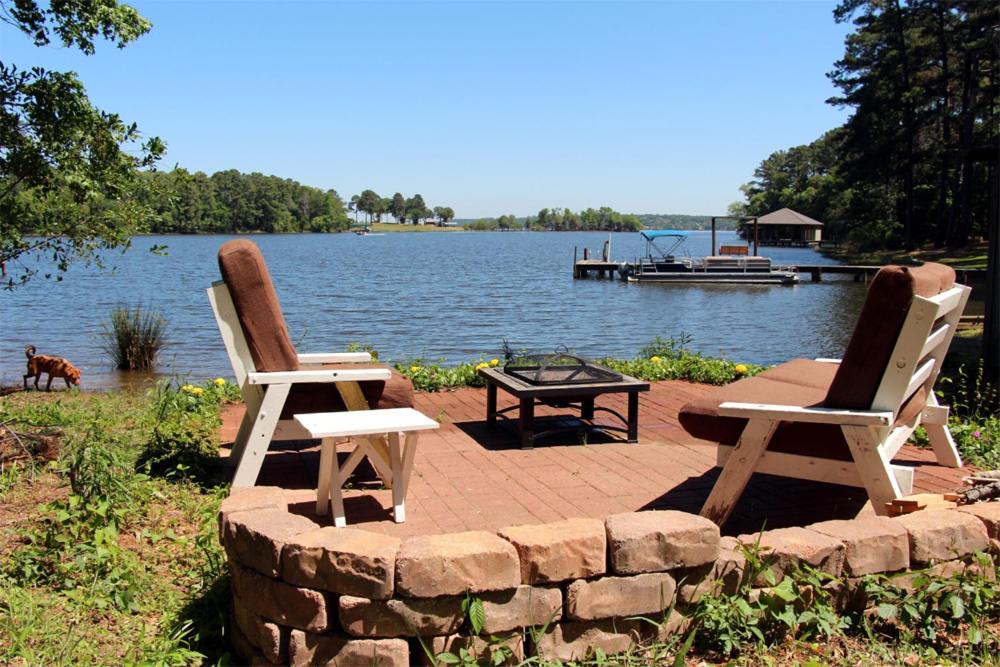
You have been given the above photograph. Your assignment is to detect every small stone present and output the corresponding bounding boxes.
[224,508,318,577]
[480,585,563,634]
[956,503,1000,539]
[230,562,329,632]
[565,572,676,621]
[288,631,408,667]
[534,619,644,662]
[233,594,287,663]
[606,511,719,575]
[395,531,520,597]
[338,595,464,637]
[894,509,990,565]
[498,518,606,584]
[738,527,845,585]
[283,527,400,600]
[809,517,909,575]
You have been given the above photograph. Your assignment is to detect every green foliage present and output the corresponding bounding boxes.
[139,379,234,483]
[691,536,847,657]
[397,359,497,392]
[1,0,165,287]
[102,304,168,371]
[7,426,150,612]
[737,1,999,250]
[602,335,764,386]
[858,553,1000,648]
[137,168,350,234]
[940,360,1000,469]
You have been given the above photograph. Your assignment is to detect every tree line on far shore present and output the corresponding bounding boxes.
[732,0,997,251]
[465,206,643,232]
[348,190,454,226]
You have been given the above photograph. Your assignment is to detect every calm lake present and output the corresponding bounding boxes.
[2,231,861,389]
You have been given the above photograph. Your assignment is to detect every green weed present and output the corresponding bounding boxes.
[102,304,169,371]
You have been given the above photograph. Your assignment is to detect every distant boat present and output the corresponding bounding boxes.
[618,230,799,285]
[354,228,384,236]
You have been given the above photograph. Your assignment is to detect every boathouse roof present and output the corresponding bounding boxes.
[756,208,824,227]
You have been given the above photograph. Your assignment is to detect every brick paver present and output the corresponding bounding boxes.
[220,381,969,536]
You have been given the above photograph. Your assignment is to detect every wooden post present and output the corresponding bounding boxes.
[711,217,717,257]
[583,247,590,260]
[753,217,759,256]
[985,160,999,388]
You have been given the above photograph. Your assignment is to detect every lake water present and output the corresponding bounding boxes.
[1,231,862,389]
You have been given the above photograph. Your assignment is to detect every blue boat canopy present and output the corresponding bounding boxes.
[641,230,689,240]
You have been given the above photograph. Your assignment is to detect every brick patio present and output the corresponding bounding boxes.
[220,381,968,537]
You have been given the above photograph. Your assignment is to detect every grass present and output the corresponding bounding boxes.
[822,240,990,270]
[0,383,233,665]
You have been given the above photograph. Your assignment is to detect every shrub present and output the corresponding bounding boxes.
[102,305,168,371]
[139,379,233,483]
[7,425,150,611]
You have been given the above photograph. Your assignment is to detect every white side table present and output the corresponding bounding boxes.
[294,408,439,526]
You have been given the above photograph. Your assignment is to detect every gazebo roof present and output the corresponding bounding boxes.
[756,208,824,227]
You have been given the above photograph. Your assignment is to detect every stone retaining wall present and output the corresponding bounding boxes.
[219,487,1000,666]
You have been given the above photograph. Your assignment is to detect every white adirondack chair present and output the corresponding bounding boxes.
[679,263,971,526]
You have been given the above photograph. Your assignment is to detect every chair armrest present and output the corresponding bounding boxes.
[718,401,893,426]
[248,368,391,385]
[298,352,372,364]
[814,358,841,364]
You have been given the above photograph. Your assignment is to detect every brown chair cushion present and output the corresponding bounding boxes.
[678,360,929,461]
[279,368,414,420]
[824,263,955,411]
[218,240,299,372]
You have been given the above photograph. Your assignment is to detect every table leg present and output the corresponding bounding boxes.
[486,382,497,425]
[389,432,406,523]
[581,397,595,420]
[627,392,640,443]
[519,397,535,449]
[316,437,335,515]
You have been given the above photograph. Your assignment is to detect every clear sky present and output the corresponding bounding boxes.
[3,0,854,218]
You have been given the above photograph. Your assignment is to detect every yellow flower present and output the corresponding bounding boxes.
[214,377,227,387]
[735,364,748,374]
[190,387,205,397]
[181,384,194,393]
[475,362,489,371]
[649,356,662,364]
[410,365,421,373]
[489,358,500,367]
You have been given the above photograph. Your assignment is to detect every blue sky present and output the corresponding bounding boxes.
[3,0,854,218]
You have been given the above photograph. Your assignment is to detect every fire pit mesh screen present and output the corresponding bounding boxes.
[503,352,622,385]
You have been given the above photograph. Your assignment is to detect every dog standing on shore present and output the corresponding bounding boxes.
[23,345,81,391]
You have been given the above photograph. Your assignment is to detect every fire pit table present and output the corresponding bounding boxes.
[477,359,650,449]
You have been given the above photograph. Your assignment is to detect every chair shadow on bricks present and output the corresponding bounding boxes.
[639,469,871,537]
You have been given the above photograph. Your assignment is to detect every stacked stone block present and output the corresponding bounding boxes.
[219,488,1000,666]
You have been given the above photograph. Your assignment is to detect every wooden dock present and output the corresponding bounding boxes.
[573,259,986,283]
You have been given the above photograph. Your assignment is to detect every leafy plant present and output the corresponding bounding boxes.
[102,304,168,371]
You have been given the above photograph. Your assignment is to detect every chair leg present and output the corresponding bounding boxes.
[389,433,405,523]
[923,394,962,468]
[229,385,264,467]
[841,425,902,515]
[317,437,335,515]
[231,384,290,488]
[701,418,778,526]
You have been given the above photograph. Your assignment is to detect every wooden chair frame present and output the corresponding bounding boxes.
[701,282,972,525]
[208,280,392,487]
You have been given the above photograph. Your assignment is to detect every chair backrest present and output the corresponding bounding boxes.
[216,240,299,373]
[824,262,970,416]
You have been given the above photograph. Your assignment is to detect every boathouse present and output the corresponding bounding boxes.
[753,207,823,246]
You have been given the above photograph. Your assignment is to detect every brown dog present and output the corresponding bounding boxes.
[24,345,81,391]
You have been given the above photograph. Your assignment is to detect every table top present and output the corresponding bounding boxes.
[478,366,649,398]
[294,408,440,438]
